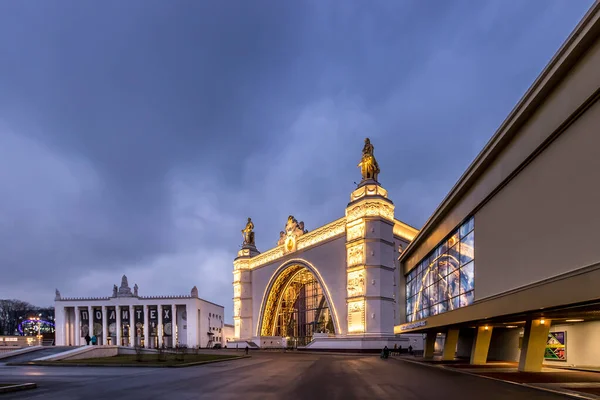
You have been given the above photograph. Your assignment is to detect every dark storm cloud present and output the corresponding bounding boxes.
[0,1,593,316]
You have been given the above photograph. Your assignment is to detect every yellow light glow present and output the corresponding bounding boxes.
[393,220,419,242]
[540,319,546,325]
[296,218,346,251]
[349,184,388,202]
[255,258,342,337]
[347,300,365,334]
[347,269,365,298]
[347,243,364,267]
[346,199,394,223]
[484,325,489,331]
[346,220,365,242]
[565,319,584,322]
[233,300,241,317]
[233,284,241,298]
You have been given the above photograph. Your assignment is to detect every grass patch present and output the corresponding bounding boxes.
[56,353,238,366]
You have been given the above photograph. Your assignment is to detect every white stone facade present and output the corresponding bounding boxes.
[233,174,422,350]
[54,276,224,349]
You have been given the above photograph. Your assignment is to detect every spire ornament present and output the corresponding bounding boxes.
[241,217,255,247]
[358,138,380,182]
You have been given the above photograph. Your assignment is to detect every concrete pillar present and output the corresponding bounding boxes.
[74,306,80,346]
[158,305,163,348]
[442,329,460,361]
[172,304,177,347]
[518,318,551,372]
[88,306,93,342]
[424,333,436,359]
[143,305,149,348]
[129,305,135,347]
[116,306,121,347]
[470,326,493,365]
[61,307,67,346]
[102,306,108,345]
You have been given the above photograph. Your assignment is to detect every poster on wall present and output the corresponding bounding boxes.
[80,309,89,337]
[544,331,567,361]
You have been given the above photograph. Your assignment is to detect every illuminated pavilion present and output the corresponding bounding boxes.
[231,139,423,350]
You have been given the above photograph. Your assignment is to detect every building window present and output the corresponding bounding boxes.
[405,216,474,322]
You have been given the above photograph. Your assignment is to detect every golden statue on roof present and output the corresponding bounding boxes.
[358,138,380,182]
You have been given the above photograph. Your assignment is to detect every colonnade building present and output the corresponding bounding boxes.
[54,275,225,349]
[395,2,600,371]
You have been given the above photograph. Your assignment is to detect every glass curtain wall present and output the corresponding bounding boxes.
[406,216,475,322]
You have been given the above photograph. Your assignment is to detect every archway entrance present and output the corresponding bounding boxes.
[260,265,335,347]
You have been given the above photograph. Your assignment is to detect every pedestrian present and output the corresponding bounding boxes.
[245,345,249,355]
[236,343,239,351]
[91,335,97,346]
[408,345,413,355]
[383,345,389,359]
[85,334,91,346]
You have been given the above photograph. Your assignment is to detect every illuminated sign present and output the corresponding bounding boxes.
[399,320,427,331]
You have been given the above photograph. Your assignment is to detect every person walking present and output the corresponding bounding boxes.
[91,335,97,346]
[85,334,91,345]
[245,345,249,355]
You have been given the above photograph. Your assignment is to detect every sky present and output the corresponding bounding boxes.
[0,0,594,321]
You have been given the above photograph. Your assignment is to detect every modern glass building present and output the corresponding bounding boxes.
[395,1,600,372]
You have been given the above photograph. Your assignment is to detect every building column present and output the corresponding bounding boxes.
[129,305,135,347]
[116,306,121,347]
[470,326,493,365]
[102,306,108,345]
[158,305,163,348]
[442,329,460,361]
[143,305,149,348]
[172,304,177,347]
[88,306,93,342]
[74,306,81,346]
[518,318,551,372]
[424,333,436,359]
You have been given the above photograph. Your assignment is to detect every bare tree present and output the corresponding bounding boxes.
[0,299,37,335]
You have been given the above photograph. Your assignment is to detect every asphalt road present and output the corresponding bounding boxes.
[0,352,570,400]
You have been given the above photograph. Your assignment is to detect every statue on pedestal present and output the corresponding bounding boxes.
[112,285,118,297]
[358,138,380,182]
[133,284,139,297]
[241,217,255,247]
[55,289,61,301]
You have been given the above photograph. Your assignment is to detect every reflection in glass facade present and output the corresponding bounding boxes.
[406,217,474,322]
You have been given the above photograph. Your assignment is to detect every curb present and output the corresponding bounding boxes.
[8,355,250,368]
[392,357,595,400]
[0,383,37,394]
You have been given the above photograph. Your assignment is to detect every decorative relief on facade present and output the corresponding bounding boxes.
[350,183,388,202]
[244,218,346,270]
[233,284,241,298]
[233,271,241,283]
[347,270,365,298]
[346,200,394,222]
[346,222,365,242]
[233,299,241,317]
[347,244,364,267]
[234,258,250,270]
[347,300,365,334]
[277,215,308,248]
[249,247,284,269]
[297,218,346,251]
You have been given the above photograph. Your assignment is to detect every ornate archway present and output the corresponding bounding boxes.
[257,260,339,346]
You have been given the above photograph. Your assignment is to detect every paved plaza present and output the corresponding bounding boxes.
[0,353,573,400]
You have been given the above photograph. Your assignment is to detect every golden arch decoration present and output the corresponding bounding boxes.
[256,259,341,338]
